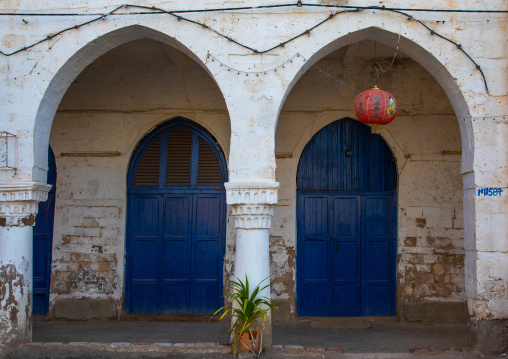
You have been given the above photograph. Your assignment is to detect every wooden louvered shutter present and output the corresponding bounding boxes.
[166,130,192,185]
[198,139,222,185]
[135,138,161,185]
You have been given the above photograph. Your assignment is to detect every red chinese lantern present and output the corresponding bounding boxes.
[354,86,397,130]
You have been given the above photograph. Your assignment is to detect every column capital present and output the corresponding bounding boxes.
[225,182,279,229]
[0,182,52,227]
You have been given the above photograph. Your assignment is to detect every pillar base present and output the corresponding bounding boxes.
[0,226,33,345]
[226,181,279,349]
[468,317,508,355]
[256,313,272,347]
[0,182,50,345]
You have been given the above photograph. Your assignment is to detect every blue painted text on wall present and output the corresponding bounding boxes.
[477,188,503,196]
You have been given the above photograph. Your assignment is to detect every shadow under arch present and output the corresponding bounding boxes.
[33,24,226,182]
[127,117,229,188]
[278,26,474,173]
[297,117,397,193]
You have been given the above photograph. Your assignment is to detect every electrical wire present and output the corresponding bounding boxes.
[0,2,501,92]
[1,3,507,15]
[207,53,507,121]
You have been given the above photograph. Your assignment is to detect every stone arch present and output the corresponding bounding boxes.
[289,115,405,186]
[296,118,398,317]
[125,117,228,315]
[278,26,478,173]
[33,24,225,183]
[125,114,230,175]
[275,23,471,322]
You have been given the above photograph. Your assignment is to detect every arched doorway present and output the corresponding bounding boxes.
[297,118,397,317]
[126,118,227,315]
[33,146,57,315]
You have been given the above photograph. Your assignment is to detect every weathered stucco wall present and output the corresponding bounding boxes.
[0,0,507,353]
[48,39,232,318]
[47,38,466,322]
[272,43,465,321]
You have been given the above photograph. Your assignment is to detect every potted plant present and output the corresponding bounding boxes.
[214,275,278,356]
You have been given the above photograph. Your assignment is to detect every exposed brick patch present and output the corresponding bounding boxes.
[265,345,283,351]
[405,237,417,246]
[304,346,323,351]
[283,345,305,352]
[415,218,426,228]
[409,347,470,354]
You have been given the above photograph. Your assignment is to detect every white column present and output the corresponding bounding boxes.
[463,119,508,355]
[0,183,50,345]
[225,182,278,346]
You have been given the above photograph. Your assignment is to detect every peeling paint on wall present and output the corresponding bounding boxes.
[0,259,30,343]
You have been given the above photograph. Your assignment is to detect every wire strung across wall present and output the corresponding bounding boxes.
[0,3,502,93]
[206,52,306,76]
[206,52,507,122]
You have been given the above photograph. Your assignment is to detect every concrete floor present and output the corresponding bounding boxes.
[32,319,469,353]
[1,320,502,359]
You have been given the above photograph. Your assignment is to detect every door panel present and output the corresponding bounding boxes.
[331,284,358,316]
[362,196,395,316]
[297,119,396,318]
[300,196,329,316]
[302,239,328,281]
[330,196,360,316]
[332,241,357,282]
[191,195,222,313]
[33,147,56,316]
[130,196,160,314]
[161,283,188,314]
[303,196,329,236]
[160,166,191,314]
[191,283,220,315]
[302,283,329,316]
[298,193,395,317]
[363,285,391,316]
[126,120,226,315]
[129,193,225,314]
[163,196,191,282]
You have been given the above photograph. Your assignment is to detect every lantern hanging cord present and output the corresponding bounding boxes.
[0,3,496,93]
[374,41,378,86]
[376,33,401,74]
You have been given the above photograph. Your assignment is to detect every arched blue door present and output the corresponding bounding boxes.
[33,146,57,315]
[126,119,227,314]
[297,118,397,317]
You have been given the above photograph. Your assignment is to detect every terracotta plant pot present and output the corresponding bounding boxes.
[239,330,261,354]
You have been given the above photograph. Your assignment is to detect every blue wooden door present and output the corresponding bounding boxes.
[126,119,226,314]
[33,147,57,315]
[297,119,396,317]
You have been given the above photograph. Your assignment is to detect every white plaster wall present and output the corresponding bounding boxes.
[273,44,465,319]
[47,38,468,320]
[0,0,506,325]
[48,39,232,313]
[2,0,505,182]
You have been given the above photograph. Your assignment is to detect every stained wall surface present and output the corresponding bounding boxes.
[0,0,506,353]
[48,39,465,321]
[48,39,233,318]
[273,42,464,320]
